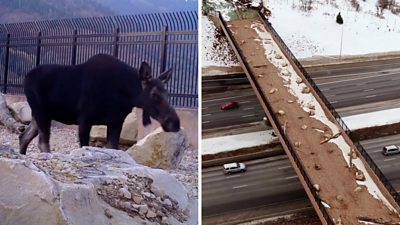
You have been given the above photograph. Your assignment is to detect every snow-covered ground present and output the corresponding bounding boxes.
[202,130,277,155]
[265,0,400,58]
[202,15,238,67]
[343,107,400,130]
[203,0,400,60]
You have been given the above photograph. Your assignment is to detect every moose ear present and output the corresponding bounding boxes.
[158,68,173,84]
[139,62,152,83]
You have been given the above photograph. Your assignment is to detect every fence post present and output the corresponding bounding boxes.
[159,25,168,73]
[71,29,78,65]
[36,32,42,66]
[3,33,10,93]
[113,28,119,57]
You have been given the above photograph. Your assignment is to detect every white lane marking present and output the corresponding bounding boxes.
[240,100,251,104]
[202,94,255,103]
[203,114,212,117]
[243,107,255,111]
[373,149,382,153]
[330,100,338,104]
[285,175,298,180]
[242,114,255,118]
[202,121,210,124]
[226,174,241,179]
[365,95,377,98]
[232,184,248,189]
[363,88,375,92]
[278,165,292,170]
[318,72,396,86]
[384,157,397,162]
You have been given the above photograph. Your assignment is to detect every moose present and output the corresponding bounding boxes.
[19,54,180,154]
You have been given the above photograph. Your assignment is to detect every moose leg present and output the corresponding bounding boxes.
[78,119,92,147]
[19,118,39,154]
[35,115,51,153]
[106,122,123,150]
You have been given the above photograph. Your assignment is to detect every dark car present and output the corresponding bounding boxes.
[220,101,239,110]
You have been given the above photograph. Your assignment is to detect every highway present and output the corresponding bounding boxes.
[202,61,400,130]
[202,134,400,224]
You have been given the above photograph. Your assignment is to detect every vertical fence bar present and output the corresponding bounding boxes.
[36,32,42,66]
[71,29,78,65]
[113,27,120,57]
[159,25,168,73]
[3,34,10,93]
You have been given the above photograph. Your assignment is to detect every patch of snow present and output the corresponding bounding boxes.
[208,0,237,20]
[201,15,239,68]
[321,201,331,208]
[264,0,400,58]
[202,130,277,155]
[359,220,378,225]
[251,21,397,212]
[343,108,400,130]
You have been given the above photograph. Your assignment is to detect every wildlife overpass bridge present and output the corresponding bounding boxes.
[218,10,400,225]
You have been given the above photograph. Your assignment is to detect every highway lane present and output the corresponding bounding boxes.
[203,133,400,219]
[202,62,400,130]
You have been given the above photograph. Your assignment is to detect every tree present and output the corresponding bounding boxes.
[336,12,344,24]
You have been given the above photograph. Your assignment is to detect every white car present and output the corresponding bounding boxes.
[223,162,246,174]
[382,145,400,156]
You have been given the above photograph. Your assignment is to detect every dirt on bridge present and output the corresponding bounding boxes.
[226,17,400,224]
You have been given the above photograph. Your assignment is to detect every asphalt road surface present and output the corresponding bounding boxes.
[202,61,400,130]
[202,133,400,221]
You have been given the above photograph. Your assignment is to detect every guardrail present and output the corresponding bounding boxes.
[259,13,400,203]
[218,12,335,225]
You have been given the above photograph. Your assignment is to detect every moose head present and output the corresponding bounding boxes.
[138,62,180,132]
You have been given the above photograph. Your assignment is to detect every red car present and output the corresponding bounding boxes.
[221,101,239,110]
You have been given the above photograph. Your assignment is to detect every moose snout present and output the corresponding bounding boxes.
[161,116,180,132]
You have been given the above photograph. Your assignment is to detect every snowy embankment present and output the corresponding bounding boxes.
[202,15,238,67]
[202,130,277,155]
[343,108,400,130]
[265,0,400,58]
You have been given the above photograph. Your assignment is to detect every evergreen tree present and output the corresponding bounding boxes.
[336,12,344,24]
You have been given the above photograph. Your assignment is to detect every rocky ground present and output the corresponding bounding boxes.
[0,125,198,199]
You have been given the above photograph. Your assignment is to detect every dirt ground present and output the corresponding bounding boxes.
[228,17,400,224]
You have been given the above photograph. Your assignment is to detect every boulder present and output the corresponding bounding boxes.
[90,110,138,146]
[127,127,188,169]
[0,146,196,225]
[8,101,31,124]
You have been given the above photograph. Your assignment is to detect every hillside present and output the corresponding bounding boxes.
[0,0,198,24]
[265,0,400,58]
[0,0,112,23]
[92,0,198,14]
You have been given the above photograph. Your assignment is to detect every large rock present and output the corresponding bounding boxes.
[127,127,188,169]
[90,110,138,146]
[8,101,31,124]
[0,146,196,225]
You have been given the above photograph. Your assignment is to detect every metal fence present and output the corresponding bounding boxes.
[260,12,400,204]
[0,11,198,108]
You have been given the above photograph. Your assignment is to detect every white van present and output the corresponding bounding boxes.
[382,145,400,156]
[223,162,246,174]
